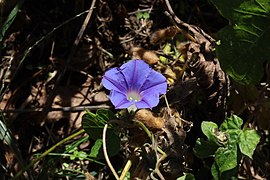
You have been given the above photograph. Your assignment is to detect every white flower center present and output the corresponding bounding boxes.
[127,90,142,102]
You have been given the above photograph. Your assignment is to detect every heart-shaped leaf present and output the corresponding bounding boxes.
[239,129,260,159]
[212,0,270,84]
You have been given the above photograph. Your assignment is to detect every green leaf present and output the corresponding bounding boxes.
[212,160,239,180]
[0,1,24,42]
[215,142,238,173]
[77,151,88,160]
[96,109,116,122]
[142,12,150,19]
[135,12,150,20]
[220,115,243,131]
[160,43,172,63]
[226,129,242,144]
[89,139,103,158]
[177,173,195,180]
[201,121,219,144]
[164,43,172,54]
[211,0,270,84]
[70,150,77,160]
[101,130,121,158]
[211,161,219,180]
[239,129,260,159]
[193,138,220,158]
[82,110,121,158]
[82,112,104,140]
[70,154,76,160]
[82,110,115,140]
[135,12,143,19]
[92,132,121,159]
[214,128,242,175]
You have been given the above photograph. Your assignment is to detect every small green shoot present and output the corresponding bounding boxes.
[135,11,150,20]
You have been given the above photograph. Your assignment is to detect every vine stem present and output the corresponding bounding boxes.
[13,129,85,179]
[102,119,136,179]
[135,120,167,179]
[102,123,120,180]
[102,119,167,179]
[134,120,166,156]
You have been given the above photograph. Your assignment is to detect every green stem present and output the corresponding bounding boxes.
[134,120,166,156]
[135,120,152,138]
[135,120,167,179]
[13,129,85,179]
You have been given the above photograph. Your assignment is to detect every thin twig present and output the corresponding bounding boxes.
[164,95,172,117]
[178,54,191,78]
[2,105,110,113]
[120,159,132,180]
[162,0,215,43]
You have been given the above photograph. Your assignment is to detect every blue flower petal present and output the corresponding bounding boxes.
[135,94,159,109]
[140,70,167,95]
[109,90,134,109]
[134,101,151,109]
[102,67,128,93]
[138,70,167,109]
[120,60,152,91]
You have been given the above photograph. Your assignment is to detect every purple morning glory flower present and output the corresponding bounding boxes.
[102,59,167,109]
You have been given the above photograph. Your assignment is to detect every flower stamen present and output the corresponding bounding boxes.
[127,90,142,102]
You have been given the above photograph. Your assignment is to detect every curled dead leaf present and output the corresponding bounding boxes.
[132,47,159,65]
[177,41,190,55]
[150,26,180,45]
[134,109,165,130]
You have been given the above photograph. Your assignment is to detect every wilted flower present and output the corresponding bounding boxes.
[102,59,167,109]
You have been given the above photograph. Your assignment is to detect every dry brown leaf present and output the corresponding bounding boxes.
[132,47,159,65]
[134,109,164,130]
